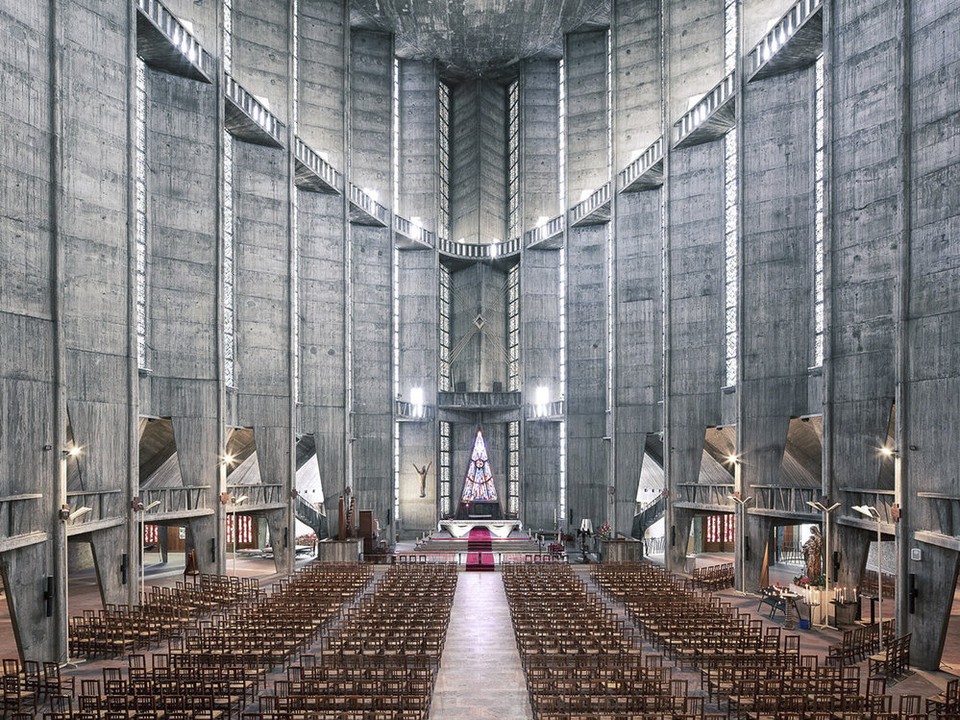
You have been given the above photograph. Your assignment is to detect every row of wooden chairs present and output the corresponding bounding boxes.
[592,562,936,720]
[504,564,704,719]
[242,564,458,720]
[827,620,897,666]
[868,633,913,680]
[692,562,735,590]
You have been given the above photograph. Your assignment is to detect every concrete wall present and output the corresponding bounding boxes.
[145,66,223,576]
[564,29,610,533]
[449,80,508,243]
[297,0,348,530]
[349,30,395,533]
[662,0,726,571]
[0,0,59,660]
[397,60,440,535]
[738,65,815,588]
[899,2,960,669]
[612,0,663,536]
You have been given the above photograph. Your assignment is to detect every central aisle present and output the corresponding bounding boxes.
[430,571,533,720]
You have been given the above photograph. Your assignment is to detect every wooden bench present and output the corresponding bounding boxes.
[868,633,911,679]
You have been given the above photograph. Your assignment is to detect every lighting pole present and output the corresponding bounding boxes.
[806,500,840,628]
[853,503,884,650]
[133,498,161,605]
[728,490,753,595]
[59,444,88,666]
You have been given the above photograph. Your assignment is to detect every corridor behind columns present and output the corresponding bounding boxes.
[431,572,533,720]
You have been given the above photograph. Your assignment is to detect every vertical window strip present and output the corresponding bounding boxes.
[393,58,400,212]
[392,58,401,528]
[507,264,520,392]
[723,126,738,387]
[439,422,451,516]
[292,0,300,402]
[223,0,232,75]
[135,59,148,369]
[438,82,450,241]
[223,129,236,388]
[723,1,738,388]
[813,55,826,367]
[723,0,737,76]
[507,79,521,241]
[557,56,567,527]
[605,31,614,412]
[558,58,566,214]
[507,420,520,516]
[439,265,451,391]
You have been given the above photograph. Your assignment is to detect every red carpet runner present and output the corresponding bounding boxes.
[465,527,495,572]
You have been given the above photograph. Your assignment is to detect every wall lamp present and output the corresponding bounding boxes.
[59,505,92,522]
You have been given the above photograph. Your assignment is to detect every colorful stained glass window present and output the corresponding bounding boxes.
[143,524,159,545]
[460,431,499,503]
[706,514,735,544]
[226,514,253,545]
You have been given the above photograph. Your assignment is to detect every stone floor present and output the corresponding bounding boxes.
[431,572,531,720]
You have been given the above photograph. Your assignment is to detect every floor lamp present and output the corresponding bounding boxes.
[853,504,884,650]
[806,500,840,627]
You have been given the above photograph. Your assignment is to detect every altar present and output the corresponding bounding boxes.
[439,519,523,539]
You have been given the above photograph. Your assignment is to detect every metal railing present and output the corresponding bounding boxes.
[523,399,565,420]
[570,183,611,225]
[437,237,521,260]
[64,489,124,528]
[224,75,285,146]
[523,214,565,247]
[618,136,665,191]
[394,215,436,247]
[437,390,522,408]
[293,494,326,538]
[838,487,897,526]
[676,482,735,508]
[0,494,44,539]
[674,72,736,146]
[395,400,436,420]
[746,0,823,78]
[136,0,213,79]
[348,183,390,225]
[140,485,211,515]
[226,483,284,507]
[750,485,822,515]
[294,137,342,192]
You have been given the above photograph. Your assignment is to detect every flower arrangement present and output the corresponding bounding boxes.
[596,522,612,541]
[793,574,826,588]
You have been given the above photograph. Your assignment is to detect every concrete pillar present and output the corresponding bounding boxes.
[564,29,610,533]
[297,0,349,538]
[349,30,395,534]
[662,0,725,574]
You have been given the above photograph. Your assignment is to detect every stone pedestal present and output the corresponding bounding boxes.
[316,539,363,563]
[600,538,644,563]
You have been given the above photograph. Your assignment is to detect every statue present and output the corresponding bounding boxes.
[802,525,822,580]
[413,461,431,498]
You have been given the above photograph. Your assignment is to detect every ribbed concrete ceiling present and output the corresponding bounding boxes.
[350,0,610,79]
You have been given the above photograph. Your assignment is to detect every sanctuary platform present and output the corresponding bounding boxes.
[438,519,523,538]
